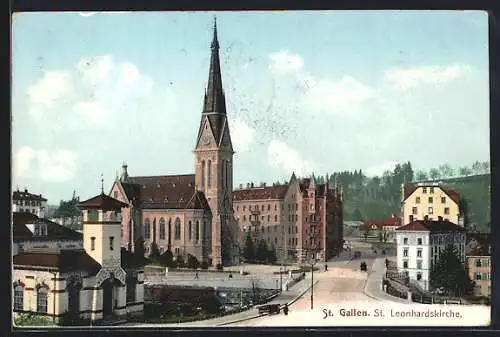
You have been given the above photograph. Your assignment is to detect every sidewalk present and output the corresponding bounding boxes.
[363,257,409,304]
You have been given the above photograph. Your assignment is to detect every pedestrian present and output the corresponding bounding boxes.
[195,271,199,279]
[283,304,289,316]
[324,264,328,272]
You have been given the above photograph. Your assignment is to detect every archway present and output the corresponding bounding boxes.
[67,278,82,315]
[101,275,122,318]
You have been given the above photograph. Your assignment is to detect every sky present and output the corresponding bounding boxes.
[11,11,490,204]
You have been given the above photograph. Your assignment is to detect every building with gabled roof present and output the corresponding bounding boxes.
[401,183,462,227]
[233,173,343,263]
[395,217,466,291]
[12,189,146,326]
[109,19,239,267]
[12,188,48,218]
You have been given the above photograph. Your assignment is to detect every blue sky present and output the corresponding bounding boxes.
[12,11,489,204]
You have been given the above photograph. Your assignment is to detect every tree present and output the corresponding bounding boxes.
[268,245,278,264]
[243,231,255,262]
[148,243,162,263]
[187,254,200,269]
[415,171,428,182]
[458,166,472,177]
[161,250,174,267]
[459,198,470,228]
[438,164,454,179]
[429,244,473,297]
[352,208,363,221]
[471,161,482,175]
[175,255,185,268]
[480,161,490,174]
[429,168,441,180]
[134,237,145,259]
[255,239,269,263]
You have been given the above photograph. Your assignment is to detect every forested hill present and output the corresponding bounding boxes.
[291,161,490,233]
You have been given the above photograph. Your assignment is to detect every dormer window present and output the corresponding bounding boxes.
[34,222,48,236]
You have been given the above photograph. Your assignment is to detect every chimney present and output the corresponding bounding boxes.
[251,182,254,188]
[263,182,266,187]
[409,215,414,222]
[239,184,243,189]
[246,183,250,188]
[438,216,443,221]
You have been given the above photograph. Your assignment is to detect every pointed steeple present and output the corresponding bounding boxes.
[203,16,226,115]
[198,16,228,146]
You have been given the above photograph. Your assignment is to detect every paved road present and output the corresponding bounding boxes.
[230,263,384,327]
[363,257,409,304]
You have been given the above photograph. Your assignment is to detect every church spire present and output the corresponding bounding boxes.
[203,16,226,116]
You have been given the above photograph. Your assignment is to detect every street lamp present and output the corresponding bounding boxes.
[279,265,283,293]
[309,214,318,310]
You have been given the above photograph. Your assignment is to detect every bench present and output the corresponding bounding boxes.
[257,304,281,315]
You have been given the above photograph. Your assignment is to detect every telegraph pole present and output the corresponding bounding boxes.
[309,213,318,310]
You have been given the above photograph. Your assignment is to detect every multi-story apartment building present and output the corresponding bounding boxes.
[401,183,462,226]
[12,188,48,218]
[466,233,491,297]
[233,173,343,263]
[395,217,466,291]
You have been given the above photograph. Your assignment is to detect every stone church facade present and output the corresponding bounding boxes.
[109,20,239,267]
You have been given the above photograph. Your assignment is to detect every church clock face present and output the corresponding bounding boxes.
[202,135,211,145]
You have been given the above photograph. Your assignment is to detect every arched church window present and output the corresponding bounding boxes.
[196,220,200,242]
[201,161,206,189]
[174,218,181,240]
[159,218,166,240]
[13,282,24,311]
[208,160,212,188]
[188,221,192,241]
[226,161,230,188]
[144,218,150,239]
[36,285,48,313]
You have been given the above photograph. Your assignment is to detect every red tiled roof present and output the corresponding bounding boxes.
[78,193,128,210]
[396,219,465,232]
[121,175,210,210]
[12,212,83,242]
[12,189,47,202]
[233,185,289,201]
[13,250,101,274]
[360,216,401,230]
[403,184,460,204]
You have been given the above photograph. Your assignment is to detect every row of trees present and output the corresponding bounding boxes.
[146,242,208,269]
[414,161,490,182]
[242,232,278,264]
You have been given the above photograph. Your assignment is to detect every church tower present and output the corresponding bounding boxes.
[194,18,236,267]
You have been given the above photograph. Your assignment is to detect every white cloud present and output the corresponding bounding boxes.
[305,75,373,114]
[26,55,156,127]
[27,71,74,120]
[228,118,255,153]
[364,161,398,177]
[13,147,78,183]
[13,146,36,178]
[267,50,372,115]
[385,63,472,91]
[269,50,304,73]
[73,101,111,125]
[267,139,314,177]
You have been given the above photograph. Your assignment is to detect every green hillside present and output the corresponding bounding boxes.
[299,161,490,233]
